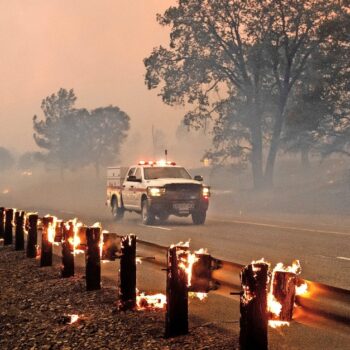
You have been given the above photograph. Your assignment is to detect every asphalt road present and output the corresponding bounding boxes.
[91,212,350,290]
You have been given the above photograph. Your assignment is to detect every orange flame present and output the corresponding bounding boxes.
[68,314,79,324]
[268,320,290,328]
[189,292,208,301]
[296,282,308,296]
[136,292,167,310]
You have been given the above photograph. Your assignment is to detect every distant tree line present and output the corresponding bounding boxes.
[33,88,130,176]
[144,0,349,189]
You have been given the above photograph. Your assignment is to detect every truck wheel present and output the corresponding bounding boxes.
[142,199,155,225]
[112,198,124,221]
[157,212,169,224]
[192,210,206,225]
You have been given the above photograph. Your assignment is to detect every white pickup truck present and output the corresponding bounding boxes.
[106,160,210,225]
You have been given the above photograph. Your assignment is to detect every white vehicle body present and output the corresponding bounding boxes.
[106,161,210,225]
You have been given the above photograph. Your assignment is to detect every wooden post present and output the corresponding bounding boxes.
[118,234,137,311]
[85,227,101,291]
[4,208,14,245]
[0,207,5,239]
[61,222,74,278]
[40,216,53,267]
[271,271,297,321]
[165,245,189,338]
[189,253,212,293]
[15,210,25,251]
[102,232,119,261]
[54,220,63,243]
[26,214,38,258]
[239,262,269,350]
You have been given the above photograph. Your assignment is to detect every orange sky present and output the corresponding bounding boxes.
[0,0,195,157]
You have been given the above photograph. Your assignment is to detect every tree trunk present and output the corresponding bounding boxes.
[264,96,287,188]
[250,120,264,190]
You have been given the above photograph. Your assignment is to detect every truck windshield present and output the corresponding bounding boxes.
[144,167,192,180]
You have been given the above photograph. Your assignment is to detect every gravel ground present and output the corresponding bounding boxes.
[0,246,237,350]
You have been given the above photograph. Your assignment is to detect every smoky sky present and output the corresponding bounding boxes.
[0,0,188,155]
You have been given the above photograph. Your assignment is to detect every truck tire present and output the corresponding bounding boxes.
[141,199,155,225]
[157,212,169,224]
[112,197,124,221]
[191,209,206,225]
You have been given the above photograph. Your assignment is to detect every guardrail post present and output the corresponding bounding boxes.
[85,226,101,291]
[165,245,189,338]
[4,208,14,245]
[15,210,25,251]
[61,221,74,278]
[40,216,53,267]
[240,262,269,350]
[271,271,296,321]
[0,207,5,240]
[118,234,137,311]
[26,214,38,258]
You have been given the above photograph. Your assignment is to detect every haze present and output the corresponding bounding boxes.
[0,0,198,159]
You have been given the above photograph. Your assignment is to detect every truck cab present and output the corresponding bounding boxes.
[106,160,210,225]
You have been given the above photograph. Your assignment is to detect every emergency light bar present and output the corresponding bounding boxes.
[138,160,176,166]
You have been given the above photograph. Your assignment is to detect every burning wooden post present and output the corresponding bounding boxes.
[26,214,38,258]
[55,220,64,243]
[239,260,269,350]
[102,232,119,261]
[0,207,5,239]
[165,245,189,338]
[189,251,212,293]
[85,226,101,291]
[61,221,75,278]
[4,208,14,245]
[40,216,54,267]
[118,234,137,311]
[15,210,25,251]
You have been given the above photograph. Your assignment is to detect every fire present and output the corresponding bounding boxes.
[179,252,199,287]
[136,292,167,310]
[136,257,142,264]
[69,219,84,255]
[21,171,32,176]
[45,215,58,244]
[101,229,108,259]
[296,282,308,296]
[267,293,282,317]
[68,314,79,324]
[268,320,290,329]
[2,189,10,194]
[189,292,207,301]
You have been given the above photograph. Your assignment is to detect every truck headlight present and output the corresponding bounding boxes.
[202,187,210,198]
[148,187,166,197]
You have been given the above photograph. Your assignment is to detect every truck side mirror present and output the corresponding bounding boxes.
[194,175,203,181]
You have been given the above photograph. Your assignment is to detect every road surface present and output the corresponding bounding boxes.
[51,208,350,290]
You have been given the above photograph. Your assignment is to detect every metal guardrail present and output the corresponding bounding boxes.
[136,237,350,326]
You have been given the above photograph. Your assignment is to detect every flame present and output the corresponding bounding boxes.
[195,248,208,254]
[47,216,57,244]
[2,189,10,194]
[136,257,142,264]
[69,219,84,255]
[273,260,301,275]
[68,314,79,324]
[21,171,32,176]
[268,320,290,329]
[136,292,167,310]
[100,229,108,258]
[189,292,208,301]
[267,293,282,317]
[296,282,308,296]
[170,240,190,249]
[179,251,199,287]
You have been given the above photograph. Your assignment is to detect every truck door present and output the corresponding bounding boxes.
[132,167,144,209]
[122,167,136,208]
